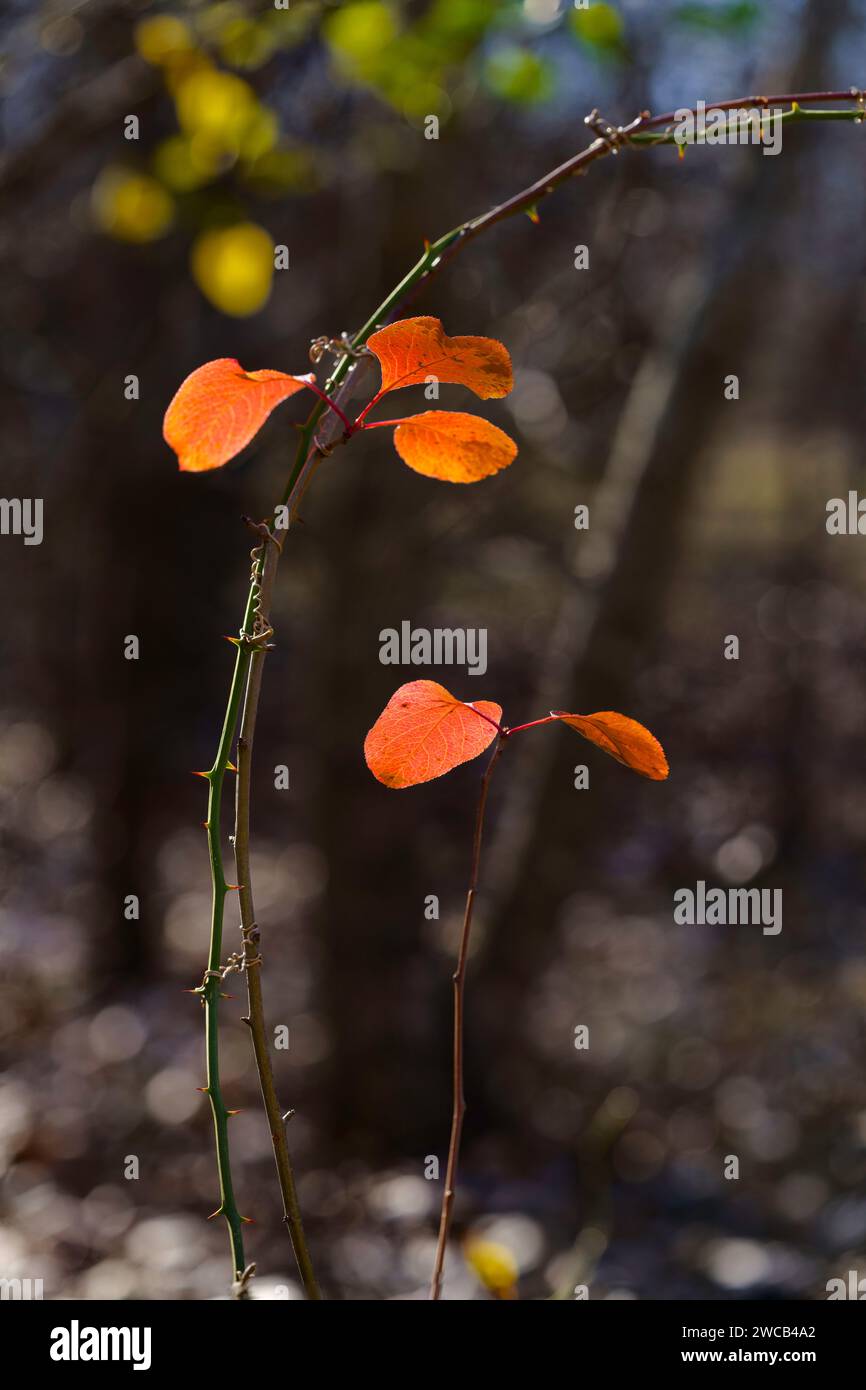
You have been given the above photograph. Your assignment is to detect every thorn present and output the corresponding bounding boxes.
[677,143,685,161]
[192,769,211,780]
[207,1207,224,1221]
[224,635,241,647]
[226,761,238,773]
[201,821,210,830]
[227,1109,243,1116]
[196,1086,209,1093]
[183,988,202,995]
[220,992,234,1000]
[525,204,540,224]
[225,883,244,892]
[423,237,431,251]
[241,1216,254,1225]
[240,1015,252,1028]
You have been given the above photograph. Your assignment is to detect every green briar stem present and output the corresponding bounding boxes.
[202,578,260,1287]
[233,524,322,1300]
[200,90,864,1294]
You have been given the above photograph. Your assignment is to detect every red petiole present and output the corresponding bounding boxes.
[463,707,559,739]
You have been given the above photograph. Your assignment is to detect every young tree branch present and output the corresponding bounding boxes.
[429,738,505,1301]
[233,522,323,1300]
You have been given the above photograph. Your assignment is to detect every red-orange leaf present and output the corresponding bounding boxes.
[553,711,669,781]
[392,411,517,483]
[367,317,513,399]
[164,358,315,473]
[365,680,502,788]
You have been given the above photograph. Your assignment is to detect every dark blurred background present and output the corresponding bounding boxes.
[2,0,866,1300]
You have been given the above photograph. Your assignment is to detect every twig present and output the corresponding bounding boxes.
[233,513,323,1300]
[199,581,261,1288]
[429,737,506,1300]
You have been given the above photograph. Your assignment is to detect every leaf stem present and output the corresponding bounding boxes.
[303,383,354,432]
[504,716,557,737]
[429,736,505,1301]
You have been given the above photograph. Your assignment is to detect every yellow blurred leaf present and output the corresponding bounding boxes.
[174,67,258,151]
[92,168,175,243]
[191,223,274,317]
[238,106,279,161]
[324,1,398,79]
[464,1238,518,1298]
[134,15,194,67]
[152,134,225,191]
[218,17,278,70]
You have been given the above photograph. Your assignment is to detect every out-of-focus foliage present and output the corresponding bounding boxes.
[115,4,323,311]
[92,167,175,242]
[568,2,627,59]
[483,45,554,105]
[673,2,760,32]
[191,222,274,318]
[464,1237,519,1298]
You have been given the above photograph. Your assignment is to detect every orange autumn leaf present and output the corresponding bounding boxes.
[365,680,502,789]
[392,411,517,483]
[367,316,513,399]
[552,711,669,781]
[164,358,315,472]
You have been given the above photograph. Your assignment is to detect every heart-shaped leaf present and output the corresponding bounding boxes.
[164,358,315,472]
[553,711,669,780]
[392,411,517,483]
[367,316,513,399]
[365,680,502,788]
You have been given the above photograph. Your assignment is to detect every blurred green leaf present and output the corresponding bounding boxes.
[484,46,553,105]
[672,2,759,31]
[324,1,399,80]
[569,2,625,55]
[424,0,503,46]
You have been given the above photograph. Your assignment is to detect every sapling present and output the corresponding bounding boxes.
[364,679,669,1299]
[165,317,519,1295]
[163,91,863,1297]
